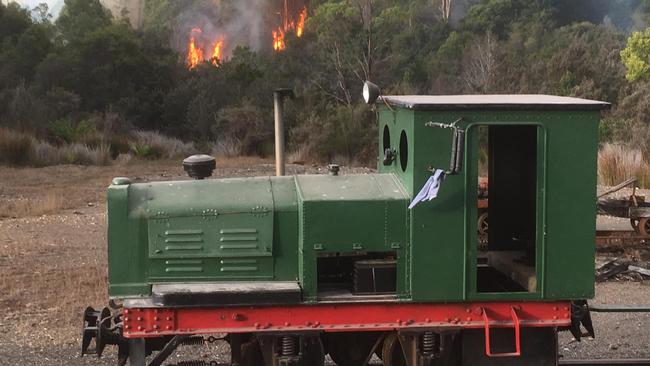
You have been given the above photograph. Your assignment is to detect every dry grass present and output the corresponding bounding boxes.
[132,130,196,159]
[287,148,307,165]
[0,128,33,166]
[210,137,242,157]
[212,155,272,167]
[598,143,650,188]
[0,192,65,218]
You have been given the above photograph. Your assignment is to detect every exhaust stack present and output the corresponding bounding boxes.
[274,88,294,176]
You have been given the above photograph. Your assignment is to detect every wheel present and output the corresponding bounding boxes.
[631,218,639,231]
[128,338,146,366]
[478,212,489,236]
[240,339,265,366]
[301,336,325,366]
[381,333,406,366]
[326,333,377,366]
[637,217,650,236]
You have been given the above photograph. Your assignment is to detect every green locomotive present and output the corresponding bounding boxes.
[82,86,609,365]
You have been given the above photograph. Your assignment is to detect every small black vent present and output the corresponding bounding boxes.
[183,154,216,180]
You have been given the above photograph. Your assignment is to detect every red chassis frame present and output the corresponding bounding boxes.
[123,301,570,340]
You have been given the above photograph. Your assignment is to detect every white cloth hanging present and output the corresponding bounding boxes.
[408,169,446,209]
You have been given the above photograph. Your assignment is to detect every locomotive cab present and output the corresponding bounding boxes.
[378,95,608,302]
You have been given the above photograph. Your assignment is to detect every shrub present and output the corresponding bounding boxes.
[49,118,96,144]
[598,143,650,188]
[290,103,376,164]
[129,142,164,159]
[212,101,273,156]
[61,143,111,166]
[131,130,196,159]
[0,128,34,166]
[210,137,242,157]
[31,139,65,166]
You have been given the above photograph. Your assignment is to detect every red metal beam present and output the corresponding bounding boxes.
[122,301,571,338]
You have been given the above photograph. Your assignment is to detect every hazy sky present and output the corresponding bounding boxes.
[5,0,64,16]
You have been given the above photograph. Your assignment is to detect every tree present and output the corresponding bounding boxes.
[56,0,112,43]
[621,28,650,82]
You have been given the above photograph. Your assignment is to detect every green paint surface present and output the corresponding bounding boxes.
[108,97,603,304]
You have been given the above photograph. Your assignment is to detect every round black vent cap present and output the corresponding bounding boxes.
[183,154,216,180]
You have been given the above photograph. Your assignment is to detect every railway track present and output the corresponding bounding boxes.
[167,359,650,366]
[596,230,650,248]
[560,360,650,366]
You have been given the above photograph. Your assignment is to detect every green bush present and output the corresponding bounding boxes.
[130,143,164,159]
[49,118,96,144]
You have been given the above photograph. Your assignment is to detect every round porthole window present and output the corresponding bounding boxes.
[399,131,408,172]
[383,125,391,151]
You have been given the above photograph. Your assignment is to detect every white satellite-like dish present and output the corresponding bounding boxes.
[363,81,381,104]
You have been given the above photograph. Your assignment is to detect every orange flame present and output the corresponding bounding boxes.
[272,4,307,52]
[296,7,307,37]
[273,29,286,51]
[186,28,225,70]
[211,39,224,66]
[187,36,204,70]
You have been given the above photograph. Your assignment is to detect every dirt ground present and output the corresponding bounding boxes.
[0,160,648,365]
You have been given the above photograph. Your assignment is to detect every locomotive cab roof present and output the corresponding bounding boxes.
[382,94,610,111]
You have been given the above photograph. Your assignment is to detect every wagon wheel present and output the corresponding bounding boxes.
[381,333,407,366]
[300,336,325,366]
[239,339,264,366]
[634,217,650,236]
[478,212,489,236]
[326,333,377,366]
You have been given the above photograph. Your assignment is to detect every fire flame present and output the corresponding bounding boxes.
[211,39,224,66]
[273,29,286,51]
[186,28,225,70]
[187,36,204,70]
[272,4,307,52]
[296,7,306,37]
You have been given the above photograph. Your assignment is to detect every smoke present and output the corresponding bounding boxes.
[448,0,480,26]
[171,0,272,59]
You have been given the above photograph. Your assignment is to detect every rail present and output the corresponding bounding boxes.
[560,360,650,366]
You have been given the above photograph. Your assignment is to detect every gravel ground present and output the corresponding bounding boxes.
[0,161,648,365]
